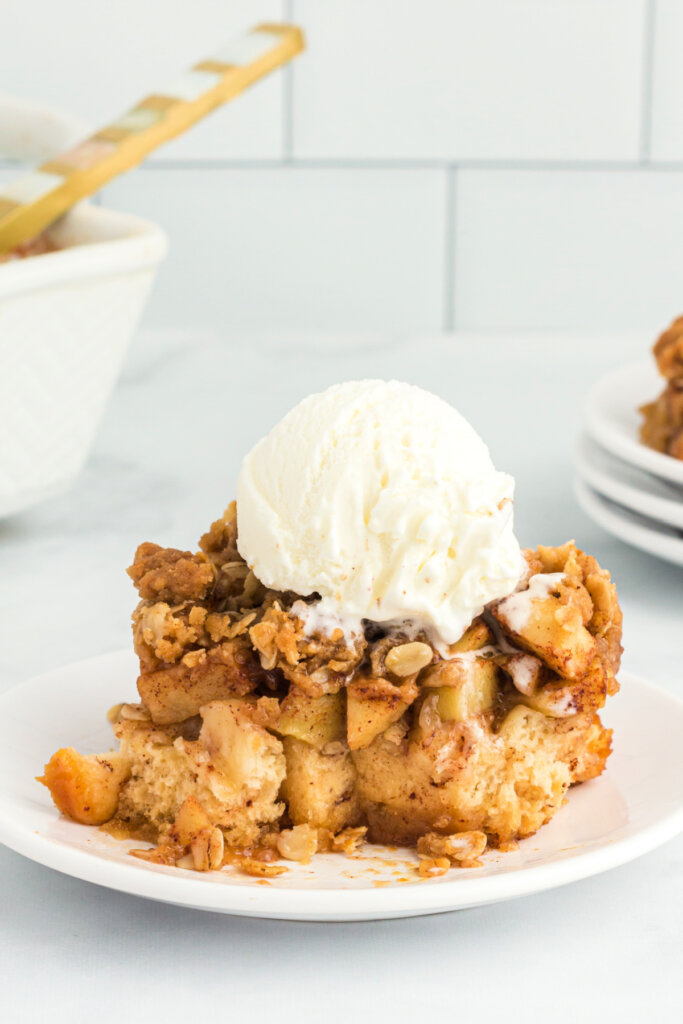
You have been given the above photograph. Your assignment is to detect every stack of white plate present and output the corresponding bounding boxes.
[576,361,683,567]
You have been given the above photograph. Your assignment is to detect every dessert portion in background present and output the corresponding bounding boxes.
[640,316,683,460]
[39,382,622,880]
[0,232,58,263]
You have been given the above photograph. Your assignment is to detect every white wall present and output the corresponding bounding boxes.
[2,0,681,333]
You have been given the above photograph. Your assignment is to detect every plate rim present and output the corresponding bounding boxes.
[584,360,683,487]
[575,434,683,530]
[2,654,683,921]
[575,477,683,568]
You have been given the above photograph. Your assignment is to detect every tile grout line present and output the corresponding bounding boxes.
[4,155,683,173]
[92,157,683,173]
[443,168,456,332]
[639,0,657,162]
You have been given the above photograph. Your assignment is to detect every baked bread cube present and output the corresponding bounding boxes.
[115,698,285,846]
[280,736,360,833]
[352,704,611,846]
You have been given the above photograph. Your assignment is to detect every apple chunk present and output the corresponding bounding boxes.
[346,676,414,750]
[38,747,130,825]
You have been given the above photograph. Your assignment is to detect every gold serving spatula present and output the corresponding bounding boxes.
[0,23,304,254]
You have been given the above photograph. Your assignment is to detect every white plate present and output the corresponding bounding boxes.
[1,651,683,922]
[575,478,683,568]
[575,434,683,530]
[584,361,683,487]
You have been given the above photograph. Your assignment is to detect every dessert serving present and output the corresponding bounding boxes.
[0,232,58,263]
[39,381,622,880]
[640,315,683,460]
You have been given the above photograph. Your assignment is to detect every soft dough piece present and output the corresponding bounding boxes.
[352,705,612,846]
[114,699,285,847]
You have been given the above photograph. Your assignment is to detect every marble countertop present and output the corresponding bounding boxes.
[1,329,681,1022]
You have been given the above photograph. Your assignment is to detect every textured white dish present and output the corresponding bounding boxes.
[576,478,683,568]
[0,94,167,519]
[584,361,683,487]
[575,434,683,530]
[1,651,683,922]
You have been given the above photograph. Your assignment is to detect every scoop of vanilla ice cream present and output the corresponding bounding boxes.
[236,380,524,646]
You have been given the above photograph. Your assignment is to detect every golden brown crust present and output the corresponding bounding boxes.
[132,601,207,668]
[198,503,241,566]
[249,603,367,696]
[127,542,214,603]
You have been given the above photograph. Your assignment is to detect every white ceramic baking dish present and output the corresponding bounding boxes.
[0,94,167,518]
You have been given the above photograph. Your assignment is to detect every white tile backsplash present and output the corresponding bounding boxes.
[2,1,680,333]
[651,0,683,161]
[104,167,447,332]
[453,169,683,332]
[292,0,646,162]
[0,0,285,161]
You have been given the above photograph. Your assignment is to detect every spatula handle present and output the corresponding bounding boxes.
[0,23,304,254]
